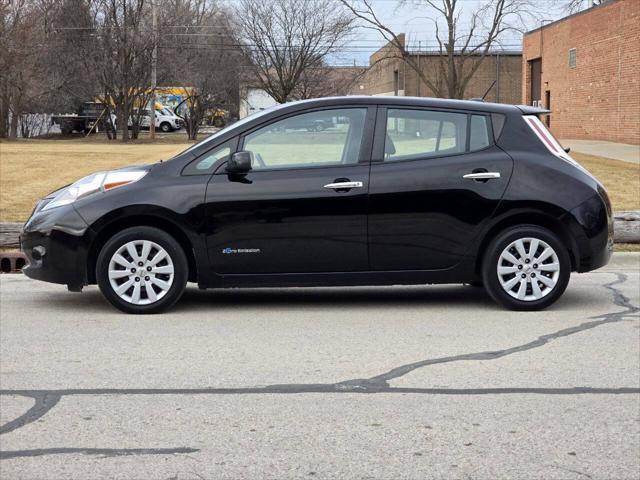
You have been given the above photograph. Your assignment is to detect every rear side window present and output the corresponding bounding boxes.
[385,109,467,162]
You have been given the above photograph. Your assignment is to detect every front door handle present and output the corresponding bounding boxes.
[462,172,501,180]
[324,181,364,190]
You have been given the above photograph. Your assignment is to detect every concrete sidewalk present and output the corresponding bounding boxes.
[560,139,640,165]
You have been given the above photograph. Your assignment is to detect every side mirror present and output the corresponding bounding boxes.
[226,151,252,174]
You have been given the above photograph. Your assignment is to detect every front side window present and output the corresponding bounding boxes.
[385,109,467,161]
[242,108,367,170]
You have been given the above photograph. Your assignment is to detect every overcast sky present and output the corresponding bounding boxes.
[327,0,571,66]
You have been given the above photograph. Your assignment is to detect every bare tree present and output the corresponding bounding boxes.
[0,0,44,138]
[38,0,154,141]
[159,0,242,139]
[293,64,365,99]
[234,0,355,103]
[341,0,534,99]
[94,0,154,141]
[564,0,608,13]
[42,0,97,112]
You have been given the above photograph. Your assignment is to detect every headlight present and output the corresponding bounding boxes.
[42,169,147,211]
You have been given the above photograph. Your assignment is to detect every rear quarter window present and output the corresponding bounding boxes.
[469,115,491,151]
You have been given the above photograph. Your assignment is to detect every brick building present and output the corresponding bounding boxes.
[522,0,639,144]
[361,34,522,104]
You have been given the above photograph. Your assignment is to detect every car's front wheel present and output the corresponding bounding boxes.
[482,225,571,311]
[96,227,188,314]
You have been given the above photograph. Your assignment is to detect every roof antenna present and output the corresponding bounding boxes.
[470,80,497,102]
[482,80,497,100]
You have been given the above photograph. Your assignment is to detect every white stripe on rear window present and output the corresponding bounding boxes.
[523,115,598,178]
[523,115,578,165]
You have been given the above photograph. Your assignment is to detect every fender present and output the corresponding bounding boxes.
[83,205,208,285]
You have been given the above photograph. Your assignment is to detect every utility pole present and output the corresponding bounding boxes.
[149,0,157,139]
[417,41,421,97]
[495,51,500,103]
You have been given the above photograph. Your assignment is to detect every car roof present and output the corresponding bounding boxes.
[276,96,544,116]
[177,95,548,159]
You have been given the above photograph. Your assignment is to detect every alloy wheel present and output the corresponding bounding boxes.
[496,237,560,301]
[107,240,174,305]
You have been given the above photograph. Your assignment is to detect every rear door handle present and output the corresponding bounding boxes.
[323,181,364,190]
[462,172,501,180]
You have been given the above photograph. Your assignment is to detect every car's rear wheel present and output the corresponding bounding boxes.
[482,225,570,311]
[96,227,187,314]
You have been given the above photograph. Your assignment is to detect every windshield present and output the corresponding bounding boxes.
[181,104,287,154]
[161,107,173,116]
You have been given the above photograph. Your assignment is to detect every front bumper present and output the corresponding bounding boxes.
[20,205,91,287]
[21,230,88,286]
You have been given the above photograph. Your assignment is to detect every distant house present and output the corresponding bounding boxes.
[361,34,522,105]
[522,0,639,144]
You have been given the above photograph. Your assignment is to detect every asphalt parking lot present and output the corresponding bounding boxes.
[1,254,639,479]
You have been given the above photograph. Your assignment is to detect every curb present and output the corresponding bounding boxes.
[0,223,22,249]
[614,211,640,243]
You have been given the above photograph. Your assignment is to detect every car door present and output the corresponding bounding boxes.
[368,107,513,271]
[204,106,374,275]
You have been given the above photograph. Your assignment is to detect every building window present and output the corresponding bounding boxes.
[568,48,577,68]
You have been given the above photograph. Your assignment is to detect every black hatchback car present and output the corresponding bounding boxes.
[21,96,613,313]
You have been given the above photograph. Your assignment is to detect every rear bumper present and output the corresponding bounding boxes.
[563,191,613,273]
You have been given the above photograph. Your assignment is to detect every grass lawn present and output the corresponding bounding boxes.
[0,139,191,222]
[615,243,640,252]
[573,152,639,212]
[0,139,638,223]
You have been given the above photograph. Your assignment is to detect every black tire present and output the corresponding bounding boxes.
[96,226,188,314]
[159,122,172,133]
[482,225,571,311]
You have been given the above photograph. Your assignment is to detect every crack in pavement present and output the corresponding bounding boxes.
[349,272,640,390]
[0,447,200,460]
[0,392,61,435]
[0,272,638,459]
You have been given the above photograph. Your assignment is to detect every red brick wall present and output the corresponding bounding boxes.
[403,54,522,104]
[522,0,640,144]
